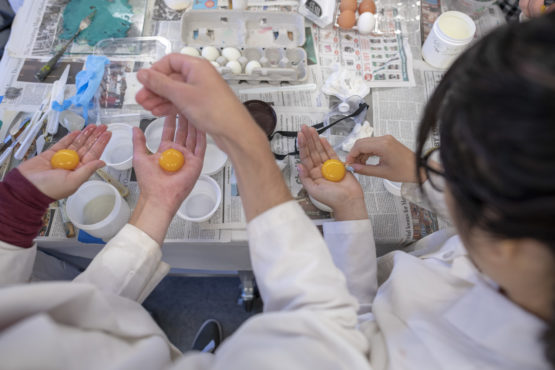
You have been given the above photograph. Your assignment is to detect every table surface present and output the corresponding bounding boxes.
[0,0,503,272]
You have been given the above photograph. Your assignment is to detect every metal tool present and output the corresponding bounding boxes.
[0,117,31,167]
[0,112,28,153]
[96,169,130,198]
[58,199,76,238]
[35,10,96,82]
[13,95,51,161]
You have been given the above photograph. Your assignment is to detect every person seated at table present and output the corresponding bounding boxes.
[296,12,555,370]
[0,13,553,370]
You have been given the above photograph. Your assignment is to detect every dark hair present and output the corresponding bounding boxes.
[416,13,555,367]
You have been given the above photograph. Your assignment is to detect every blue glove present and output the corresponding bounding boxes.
[53,55,109,123]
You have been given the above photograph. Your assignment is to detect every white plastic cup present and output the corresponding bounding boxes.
[145,117,165,153]
[66,181,131,240]
[202,136,228,175]
[101,123,134,170]
[422,11,476,69]
[177,175,222,222]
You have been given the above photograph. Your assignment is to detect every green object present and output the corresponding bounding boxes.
[60,0,133,46]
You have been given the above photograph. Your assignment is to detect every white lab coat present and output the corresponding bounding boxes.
[0,183,548,369]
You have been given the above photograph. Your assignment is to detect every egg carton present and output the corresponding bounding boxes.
[181,10,308,83]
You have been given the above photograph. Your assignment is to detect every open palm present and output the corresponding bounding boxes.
[297,125,364,212]
[18,125,111,200]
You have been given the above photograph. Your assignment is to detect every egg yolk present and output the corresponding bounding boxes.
[51,149,80,170]
[321,159,346,182]
[159,148,185,172]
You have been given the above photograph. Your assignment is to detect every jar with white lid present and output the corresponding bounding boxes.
[422,11,476,69]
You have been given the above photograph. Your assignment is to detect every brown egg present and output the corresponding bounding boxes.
[359,0,376,14]
[339,0,357,12]
[337,10,357,29]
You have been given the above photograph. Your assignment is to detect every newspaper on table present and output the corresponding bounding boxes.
[313,5,416,88]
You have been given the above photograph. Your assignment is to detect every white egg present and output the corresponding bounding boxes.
[210,61,220,68]
[201,46,220,61]
[222,47,241,61]
[245,60,261,75]
[226,60,242,74]
[357,12,375,35]
[180,46,200,57]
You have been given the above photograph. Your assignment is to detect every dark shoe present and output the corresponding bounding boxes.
[191,319,223,353]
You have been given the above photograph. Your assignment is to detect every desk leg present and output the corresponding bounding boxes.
[238,270,257,312]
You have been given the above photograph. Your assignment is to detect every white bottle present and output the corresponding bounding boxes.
[422,11,476,69]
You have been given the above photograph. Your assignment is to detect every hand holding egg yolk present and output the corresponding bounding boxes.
[159,148,185,172]
[51,149,80,170]
[321,159,347,182]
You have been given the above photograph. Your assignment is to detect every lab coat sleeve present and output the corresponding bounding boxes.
[323,219,376,314]
[401,180,451,223]
[73,224,170,303]
[0,241,37,284]
[247,200,362,323]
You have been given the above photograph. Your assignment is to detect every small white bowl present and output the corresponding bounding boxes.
[309,195,333,213]
[202,136,227,175]
[383,179,402,197]
[101,123,134,170]
[177,175,222,222]
[145,117,165,153]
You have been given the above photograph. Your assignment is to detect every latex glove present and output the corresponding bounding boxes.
[130,115,206,245]
[17,125,111,199]
[298,125,368,221]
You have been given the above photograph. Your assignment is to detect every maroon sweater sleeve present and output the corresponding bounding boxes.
[0,169,54,248]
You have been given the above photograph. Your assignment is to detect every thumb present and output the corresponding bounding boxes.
[69,160,105,186]
[137,69,192,108]
[132,127,148,156]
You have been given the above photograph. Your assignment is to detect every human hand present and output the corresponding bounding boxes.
[298,125,368,221]
[519,0,555,18]
[345,135,423,183]
[135,54,257,149]
[17,125,111,200]
[130,115,206,244]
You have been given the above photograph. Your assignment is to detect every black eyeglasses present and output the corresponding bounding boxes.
[419,146,446,192]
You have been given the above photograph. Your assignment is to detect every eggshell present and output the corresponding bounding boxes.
[337,10,357,29]
[201,46,220,61]
[357,12,376,34]
[210,61,220,68]
[226,60,242,74]
[222,47,241,61]
[339,0,357,12]
[180,46,200,57]
[245,60,261,75]
[358,0,376,14]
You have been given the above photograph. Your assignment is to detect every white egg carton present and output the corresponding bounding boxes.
[180,10,308,83]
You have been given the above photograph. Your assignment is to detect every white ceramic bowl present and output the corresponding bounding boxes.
[177,175,222,222]
[145,117,165,153]
[101,123,134,170]
[202,136,228,175]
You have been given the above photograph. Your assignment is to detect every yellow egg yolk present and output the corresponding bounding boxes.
[159,148,185,172]
[321,159,346,182]
[51,149,80,170]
